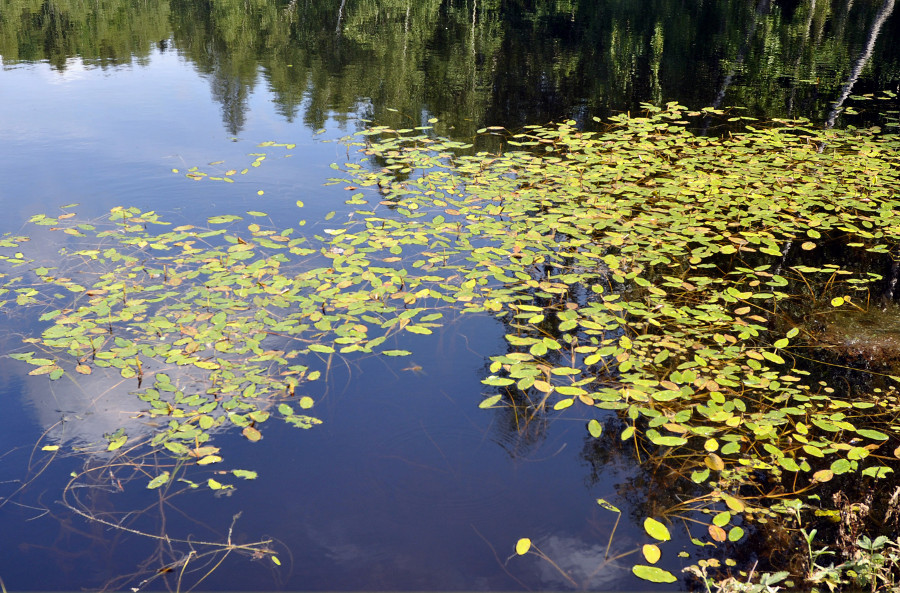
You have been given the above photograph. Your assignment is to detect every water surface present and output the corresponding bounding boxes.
[1,0,898,590]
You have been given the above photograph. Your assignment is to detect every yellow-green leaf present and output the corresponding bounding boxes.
[643,517,671,541]
[632,565,676,583]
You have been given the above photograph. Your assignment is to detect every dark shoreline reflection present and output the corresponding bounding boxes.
[2,0,898,135]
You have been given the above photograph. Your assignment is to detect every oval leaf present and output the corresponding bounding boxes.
[242,426,262,442]
[709,524,727,542]
[642,544,661,564]
[515,538,532,556]
[643,517,671,542]
[632,565,677,583]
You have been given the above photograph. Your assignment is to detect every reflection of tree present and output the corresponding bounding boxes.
[826,0,896,127]
[0,0,170,69]
[1,0,899,136]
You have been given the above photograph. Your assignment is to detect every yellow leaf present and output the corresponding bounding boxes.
[533,380,554,393]
[705,453,725,471]
[642,544,661,564]
[813,469,834,483]
[515,538,532,555]
[723,494,745,513]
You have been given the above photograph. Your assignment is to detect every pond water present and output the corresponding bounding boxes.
[0,0,899,591]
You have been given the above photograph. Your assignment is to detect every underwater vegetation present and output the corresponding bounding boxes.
[3,100,900,590]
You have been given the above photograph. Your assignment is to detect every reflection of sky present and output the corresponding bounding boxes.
[0,49,356,232]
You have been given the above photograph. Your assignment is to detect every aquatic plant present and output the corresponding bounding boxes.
[329,102,900,586]
[3,101,900,588]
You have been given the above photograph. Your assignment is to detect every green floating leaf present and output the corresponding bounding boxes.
[856,429,889,441]
[831,459,853,474]
[208,214,242,224]
[382,349,412,357]
[207,478,227,490]
[643,517,671,542]
[650,435,687,447]
[308,344,335,354]
[632,565,677,583]
[232,469,258,480]
[107,435,127,451]
[147,472,170,489]
[597,498,620,513]
[553,398,574,411]
[479,395,503,409]
[761,351,785,365]
[862,466,894,479]
[712,511,731,528]
[587,419,603,438]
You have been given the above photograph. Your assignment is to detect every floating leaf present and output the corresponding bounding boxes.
[587,419,603,438]
[642,544,661,564]
[712,511,731,528]
[650,435,687,447]
[709,524,727,542]
[597,498,620,513]
[147,472,170,489]
[382,350,412,356]
[862,466,894,479]
[831,459,853,474]
[705,453,725,471]
[107,435,127,451]
[856,429,889,441]
[553,398,574,411]
[479,395,503,408]
[242,426,262,442]
[632,565,677,583]
[723,495,745,513]
[813,469,834,482]
[308,344,335,354]
[643,517,671,541]
[515,538,532,555]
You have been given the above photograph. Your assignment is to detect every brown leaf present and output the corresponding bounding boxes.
[709,524,727,542]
